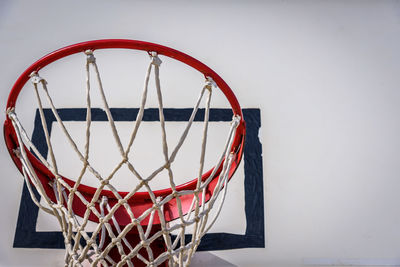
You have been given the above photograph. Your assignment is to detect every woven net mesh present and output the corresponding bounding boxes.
[7,50,241,267]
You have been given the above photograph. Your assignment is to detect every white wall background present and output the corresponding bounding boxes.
[1,0,400,266]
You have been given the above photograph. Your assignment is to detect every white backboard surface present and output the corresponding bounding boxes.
[1,1,400,267]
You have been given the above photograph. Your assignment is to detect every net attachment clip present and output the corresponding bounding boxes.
[149,51,162,66]
[205,76,217,91]
[84,50,96,63]
[231,114,241,127]
[29,72,47,85]
[6,107,15,118]
[12,147,21,158]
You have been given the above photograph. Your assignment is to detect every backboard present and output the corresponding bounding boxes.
[2,1,400,267]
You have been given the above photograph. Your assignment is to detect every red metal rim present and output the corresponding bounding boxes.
[4,39,246,224]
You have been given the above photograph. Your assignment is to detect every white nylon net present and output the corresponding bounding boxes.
[7,50,240,267]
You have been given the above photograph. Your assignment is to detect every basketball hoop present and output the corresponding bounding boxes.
[4,39,245,266]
